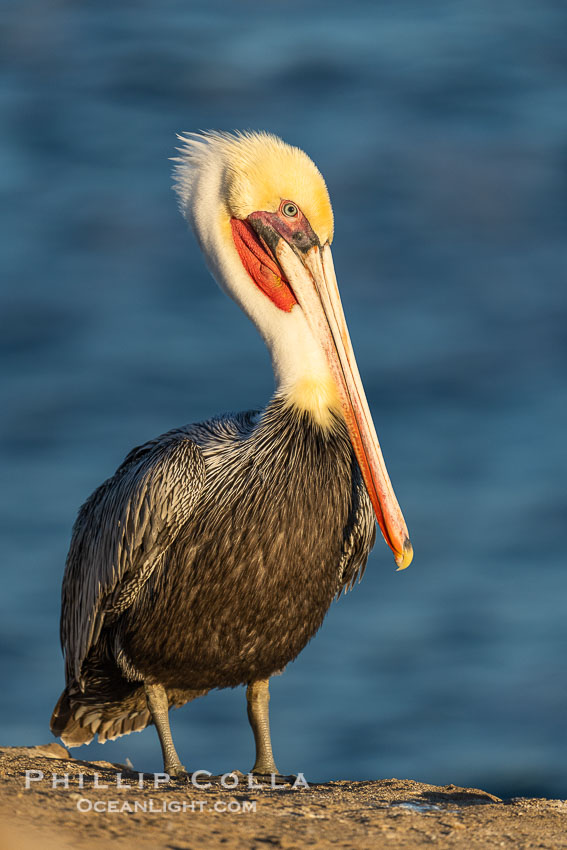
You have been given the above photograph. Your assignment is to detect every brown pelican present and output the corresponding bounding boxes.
[50,131,412,778]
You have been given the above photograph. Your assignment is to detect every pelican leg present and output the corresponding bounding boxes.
[144,682,186,777]
[246,678,279,775]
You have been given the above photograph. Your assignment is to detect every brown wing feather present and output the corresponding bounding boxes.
[60,433,206,687]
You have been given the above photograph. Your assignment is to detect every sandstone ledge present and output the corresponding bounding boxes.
[1,746,566,849]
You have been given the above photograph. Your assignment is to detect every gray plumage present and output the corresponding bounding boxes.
[51,396,375,747]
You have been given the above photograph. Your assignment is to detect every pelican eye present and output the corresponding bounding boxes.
[282,202,298,218]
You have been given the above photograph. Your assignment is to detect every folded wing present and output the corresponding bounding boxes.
[61,432,206,687]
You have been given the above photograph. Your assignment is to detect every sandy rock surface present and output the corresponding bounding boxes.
[1,746,566,849]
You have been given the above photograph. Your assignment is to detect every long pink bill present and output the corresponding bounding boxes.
[275,241,413,570]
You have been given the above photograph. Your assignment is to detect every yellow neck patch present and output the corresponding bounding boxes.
[282,374,342,429]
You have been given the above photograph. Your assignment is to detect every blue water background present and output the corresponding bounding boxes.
[1,1,566,798]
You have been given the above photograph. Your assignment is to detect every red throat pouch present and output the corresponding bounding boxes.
[231,218,297,313]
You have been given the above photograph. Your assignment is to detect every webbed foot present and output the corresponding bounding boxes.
[166,763,191,782]
[250,771,298,786]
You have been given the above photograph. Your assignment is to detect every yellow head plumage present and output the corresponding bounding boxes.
[174,131,334,245]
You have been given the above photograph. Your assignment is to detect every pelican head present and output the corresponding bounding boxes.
[173,130,412,570]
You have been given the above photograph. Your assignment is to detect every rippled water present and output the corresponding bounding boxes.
[1,1,566,798]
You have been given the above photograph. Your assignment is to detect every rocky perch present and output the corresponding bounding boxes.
[1,745,566,849]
